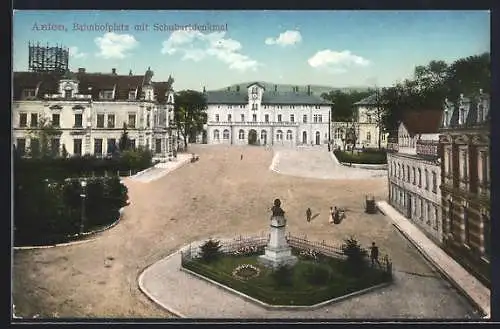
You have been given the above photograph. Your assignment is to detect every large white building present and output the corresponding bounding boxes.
[332,94,388,149]
[204,83,332,146]
[13,68,176,160]
[387,110,444,244]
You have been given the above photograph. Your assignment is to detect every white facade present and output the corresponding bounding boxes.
[387,122,443,244]
[205,83,331,147]
[13,71,175,160]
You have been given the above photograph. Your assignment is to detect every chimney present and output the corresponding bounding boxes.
[274,85,277,92]
[307,85,311,95]
[203,86,206,93]
[78,68,85,74]
[112,68,117,75]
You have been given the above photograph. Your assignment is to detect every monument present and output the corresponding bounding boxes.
[258,199,298,269]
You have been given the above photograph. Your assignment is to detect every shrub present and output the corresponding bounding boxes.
[341,237,368,275]
[199,239,223,263]
[271,265,294,287]
[334,150,387,164]
[302,263,331,286]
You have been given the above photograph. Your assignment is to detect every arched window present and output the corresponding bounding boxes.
[366,131,371,142]
[213,129,220,140]
[223,129,229,139]
[286,130,293,140]
[261,130,267,141]
[238,129,245,140]
[276,130,283,141]
[252,87,258,94]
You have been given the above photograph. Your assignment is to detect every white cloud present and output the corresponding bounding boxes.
[94,33,138,59]
[161,30,259,72]
[307,50,370,73]
[265,30,302,46]
[69,46,87,59]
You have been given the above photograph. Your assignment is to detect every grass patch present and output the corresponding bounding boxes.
[183,253,391,306]
[334,150,387,165]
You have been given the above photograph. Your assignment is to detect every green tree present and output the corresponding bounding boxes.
[27,115,61,158]
[174,90,208,150]
[119,123,131,152]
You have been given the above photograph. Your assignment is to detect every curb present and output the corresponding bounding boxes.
[330,152,341,165]
[181,266,392,311]
[13,206,127,251]
[376,201,490,319]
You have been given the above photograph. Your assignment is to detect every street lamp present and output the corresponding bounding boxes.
[79,180,87,234]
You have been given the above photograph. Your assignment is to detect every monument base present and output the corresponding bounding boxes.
[258,246,298,269]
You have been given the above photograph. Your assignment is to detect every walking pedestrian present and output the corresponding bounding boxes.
[329,206,334,223]
[370,242,381,267]
[306,208,312,222]
[240,154,243,160]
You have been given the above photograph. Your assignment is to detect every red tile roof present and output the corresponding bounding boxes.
[401,110,443,135]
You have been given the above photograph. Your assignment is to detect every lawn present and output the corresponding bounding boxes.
[183,251,391,306]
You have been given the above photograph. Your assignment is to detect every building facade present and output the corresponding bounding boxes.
[13,68,176,161]
[204,83,331,146]
[439,91,490,287]
[387,110,444,244]
[346,94,388,149]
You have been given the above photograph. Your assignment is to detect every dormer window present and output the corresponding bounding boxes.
[252,87,258,94]
[23,89,36,99]
[477,104,484,123]
[128,91,136,100]
[459,108,466,125]
[443,110,449,127]
[100,90,114,100]
[167,94,174,104]
[64,89,73,99]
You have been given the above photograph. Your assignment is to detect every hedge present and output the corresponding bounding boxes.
[14,176,128,246]
[334,150,387,165]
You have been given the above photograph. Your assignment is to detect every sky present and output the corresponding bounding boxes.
[13,10,490,91]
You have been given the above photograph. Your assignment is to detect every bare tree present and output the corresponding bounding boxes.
[366,86,388,149]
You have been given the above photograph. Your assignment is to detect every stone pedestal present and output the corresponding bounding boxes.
[258,216,297,269]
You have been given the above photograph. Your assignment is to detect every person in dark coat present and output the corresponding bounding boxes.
[240,154,243,160]
[306,208,312,222]
[370,242,381,267]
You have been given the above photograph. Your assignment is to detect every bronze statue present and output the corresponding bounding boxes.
[271,198,285,217]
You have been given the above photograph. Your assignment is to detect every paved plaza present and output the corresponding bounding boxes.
[12,145,479,319]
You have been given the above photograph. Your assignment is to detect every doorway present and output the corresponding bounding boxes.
[315,131,320,145]
[248,129,257,145]
[302,131,307,144]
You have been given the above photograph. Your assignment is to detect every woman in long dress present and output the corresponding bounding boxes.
[329,206,334,223]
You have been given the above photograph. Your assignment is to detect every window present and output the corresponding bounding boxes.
[459,108,466,124]
[107,138,116,154]
[366,132,371,142]
[434,207,439,230]
[277,114,282,122]
[252,87,258,94]
[74,114,83,128]
[448,200,454,235]
[252,104,257,111]
[228,105,233,109]
[425,169,429,190]
[290,114,295,122]
[213,129,220,140]
[463,206,470,245]
[420,200,424,220]
[73,139,82,156]
[155,138,162,154]
[483,214,490,258]
[366,114,372,123]
[432,172,437,193]
[412,168,416,184]
[397,163,401,178]
[265,114,269,123]
[30,138,40,156]
[223,129,229,139]
[19,113,27,128]
[146,114,150,128]
[241,114,245,122]
[313,114,318,123]
[252,114,257,122]
[94,139,103,155]
[64,89,73,99]
[238,129,245,140]
[128,114,136,128]
[276,130,283,141]
[261,130,267,141]
[407,165,410,182]
[51,138,60,156]
[303,115,307,123]
[101,90,113,100]
[418,168,422,187]
[30,113,38,127]
[16,138,26,156]
[215,114,219,122]
[97,114,105,128]
[478,105,484,123]
[129,139,136,149]
[227,114,231,122]
[107,114,115,128]
[382,134,386,141]
[462,151,468,180]
[23,89,36,98]
[52,113,60,127]
[318,115,323,123]
[286,130,293,140]
[128,91,136,100]
[402,166,405,180]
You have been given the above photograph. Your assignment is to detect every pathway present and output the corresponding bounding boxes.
[376,201,491,319]
[129,154,192,183]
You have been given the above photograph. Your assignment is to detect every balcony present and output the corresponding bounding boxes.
[416,140,439,156]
